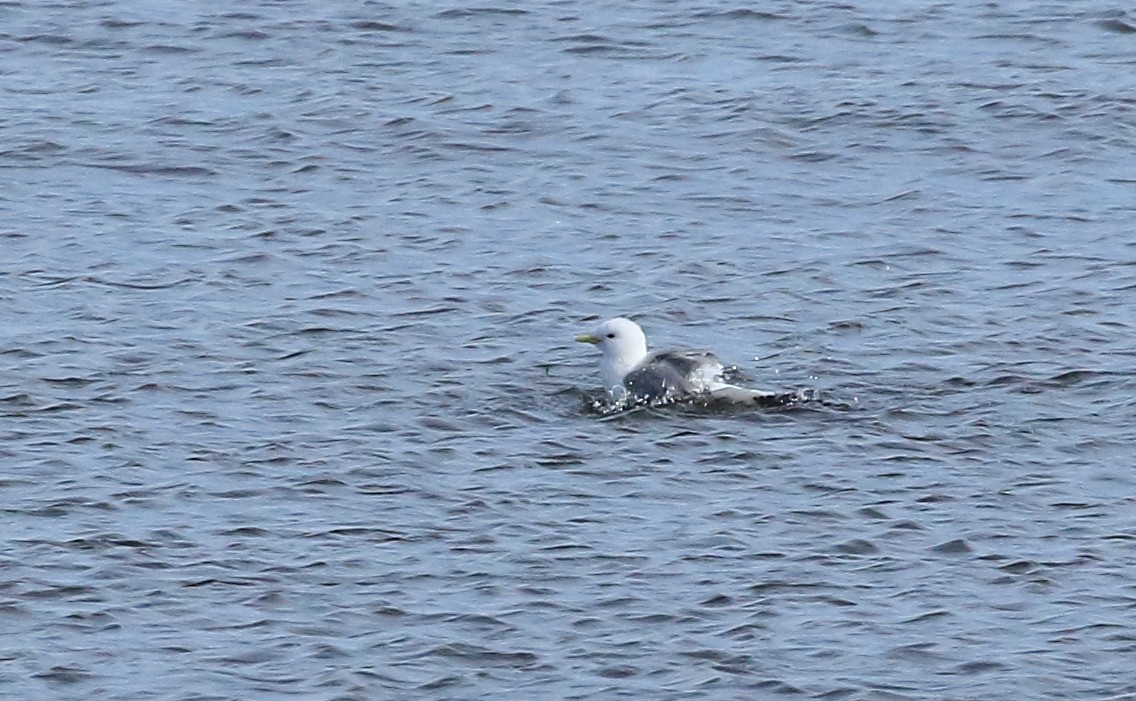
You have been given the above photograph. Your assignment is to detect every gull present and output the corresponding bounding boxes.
[576,317,792,407]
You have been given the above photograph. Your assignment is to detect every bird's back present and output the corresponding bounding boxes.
[623,348,725,400]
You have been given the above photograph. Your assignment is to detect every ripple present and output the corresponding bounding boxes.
[2,1,1135,700]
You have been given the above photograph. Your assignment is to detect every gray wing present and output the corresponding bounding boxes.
[623,349,724,401]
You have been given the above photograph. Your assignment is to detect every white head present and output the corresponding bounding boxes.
[576,317,650,395]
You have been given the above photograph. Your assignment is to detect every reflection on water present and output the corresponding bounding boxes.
[3,2,1136,700]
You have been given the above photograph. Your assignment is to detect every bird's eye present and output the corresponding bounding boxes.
[606,333,615,339]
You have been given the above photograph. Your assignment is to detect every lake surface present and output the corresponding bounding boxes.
[3,1,1136,699]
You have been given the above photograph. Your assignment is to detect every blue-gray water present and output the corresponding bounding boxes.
[3,1,1136,699]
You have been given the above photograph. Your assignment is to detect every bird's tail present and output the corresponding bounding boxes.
[707,384,809,407]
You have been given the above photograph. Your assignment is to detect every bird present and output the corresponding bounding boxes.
[575,317,793,407]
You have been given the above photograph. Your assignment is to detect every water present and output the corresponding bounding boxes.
[3,1,1136,699]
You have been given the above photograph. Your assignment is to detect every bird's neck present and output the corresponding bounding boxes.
[601,346,647,390]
